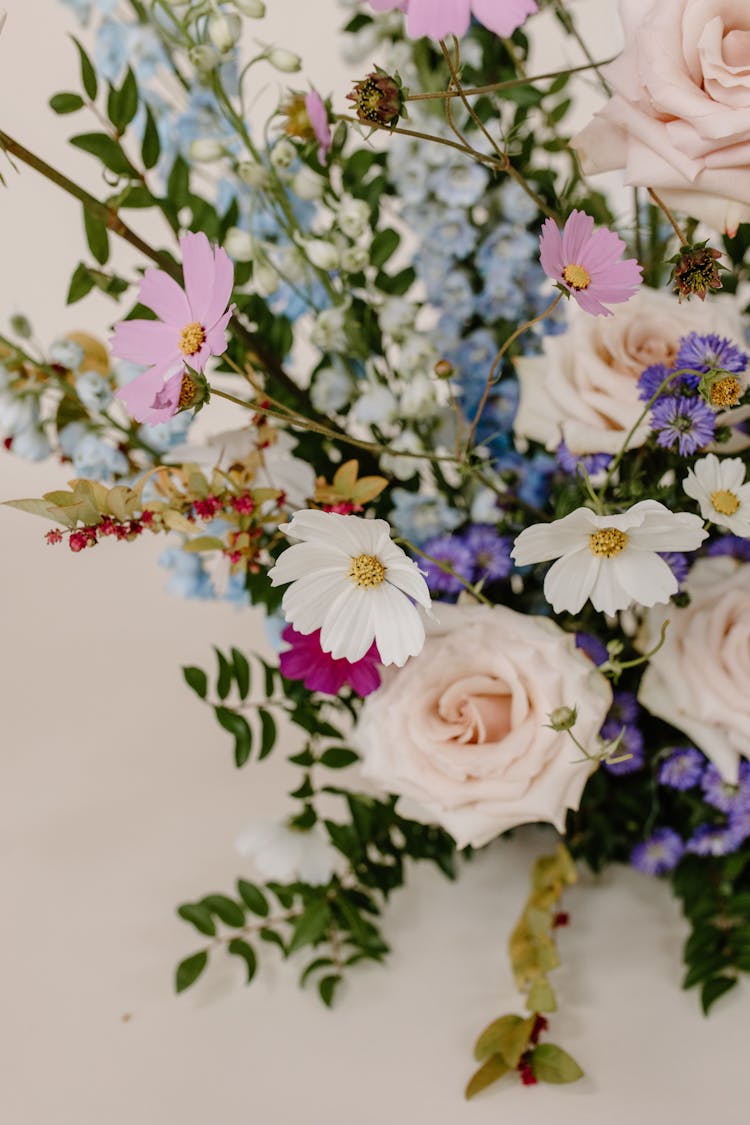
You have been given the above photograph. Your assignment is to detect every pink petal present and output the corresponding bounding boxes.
[305,90,332,166]
[573,289,613,317]
[471,0,537,37]
[110,319,181,365]
[561,209,595,265]
[203,248,235,329]
[138,268,191,327]
[187,307,233,372]
[115,360,183,424]
[406,0,472,38]
[539,217,564,280]
[180,231,215,323]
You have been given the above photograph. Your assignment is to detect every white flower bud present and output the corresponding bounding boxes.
[208,11,242,52]
[189,138,225,163]
[224,227,257,262]
[234,0,265,15]
[270,139,296,169]
[266,47,302,73]
[189,44,221,73]
[340,245,369,273]
[237,160,269,188]
[252,262,279,297]
[291,167,325,201]
[302,239,339,271]
[336,196,371,240]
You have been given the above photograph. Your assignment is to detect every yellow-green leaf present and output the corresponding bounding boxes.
[465,1055,510,1100]
[527,978,557,1013]
[529,1043,583,1084]
[474,1013,535,1066]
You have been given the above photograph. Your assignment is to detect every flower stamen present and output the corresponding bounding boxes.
[562,263,591,291]
[711,489,740,517]
[349,553,386,588]
[179,321,207,357]
[589,528,628,558]
[710,377,742,409]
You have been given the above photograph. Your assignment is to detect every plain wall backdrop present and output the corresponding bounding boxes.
[0,2,746,1123]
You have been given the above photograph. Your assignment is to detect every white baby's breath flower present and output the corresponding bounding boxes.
[301,238,339,271]
[270,138,296,169]
[237,160,270,188]
[266,47,302,73]
[269,509,432,667]
[235,819,337,884]
[234,0,265,16]
[208,11,241,52]
[224,227,257,262]
[336,196,371,240]
[189,138,225,162]
[683,453,750,536]
[512,501,707,616]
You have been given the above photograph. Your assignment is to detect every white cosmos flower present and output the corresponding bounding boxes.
[511,501,707,616]
[683,454,750,536]
[235,819,337,885]
[268,509,431,667]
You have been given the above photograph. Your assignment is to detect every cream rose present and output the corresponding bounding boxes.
[638,556,750,782]
[514,290,745,455]
[573,0,750,233]
[355,604,612,848]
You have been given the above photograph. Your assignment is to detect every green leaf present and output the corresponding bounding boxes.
[369,228,400,269]
[300,956,335,987]
[474,1014,535,1066]
[182,665,208,700]
[214,706,253,767]
[258,708,277,760]
[701,975,737,1014]
[202,894,245,928]
[237,880,269,917]
[177,903,216,937]
[465,1055,510,1100]
[50,92,85,114]
[84,208,110,266]
[72,36,97,100]
[141,106,161,170]
[175,951,208,993]
[107,68,138,133]
[287,899,331,955]
[71,132,136,177]
[66,262,95,305]
[319,747,359,770]
[231,648,251,700]
[227,938,257,984]
[527,978,557,1013]
[318,974,342,1008]
[167,156,190,208]
[530,1043,584,1084]
[215,648,233,700]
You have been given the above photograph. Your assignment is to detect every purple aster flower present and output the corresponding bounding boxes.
[659,552,690,586]
[462,524,513,583]
[609,690,641,726]
[556,441,612,476]
[701,761,750,813]
[686,823,738,857]
[727,806,750,848]
[658,746,705,790]
[638,363,676,402]
[631,828,685,876]
[602,720,645,775]
[420,534,474,595]
[575,631,608,666]
[706,535,750,562]
[676,332,748,377]
[651,395,715,456]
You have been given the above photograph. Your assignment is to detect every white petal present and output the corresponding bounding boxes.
[384,560,432,610]
[269,541,348,585]
[320,583,376,662]
[371,583,426,667]
[627,511,707,552]
[609,551,677,608]
[281,571,347,634]
[588,557,629,615]
[543,548,600,614]
[512,509,594,565]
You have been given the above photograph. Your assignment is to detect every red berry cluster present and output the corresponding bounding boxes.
[322,501,363,515]
[516,1015,549,1087]
[45,512,156,551]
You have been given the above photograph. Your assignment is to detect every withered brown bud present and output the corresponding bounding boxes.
[347,67,406,128]
[670,241,724,302]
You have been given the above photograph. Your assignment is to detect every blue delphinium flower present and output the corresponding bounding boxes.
[602,720,645,775]
[700,761,750,813]
[631,829,685,875]
[676,332,748,376]
[391,489,463,545]
[430,158,488,207]
[659,551,690,586]
[70,433,128,480]
[159,549,215,600]
[75,370,113,413]
[651,395,715,456]
[424,209,478,259]
[462,524,513,583]
[138,412,192,455]
[686,823,738,857]
[556,441,612,477]
[420,534,474,595]
[658,746,705,790]
[49,339,85,371]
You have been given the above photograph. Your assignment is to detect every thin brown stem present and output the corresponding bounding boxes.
[406,58,617,102]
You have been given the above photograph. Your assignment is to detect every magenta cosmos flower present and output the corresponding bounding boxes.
[279,625,382,697]
[305,90,332,164]
[368,0,537,39]
[539,210,642,318]
[110,231,234,424]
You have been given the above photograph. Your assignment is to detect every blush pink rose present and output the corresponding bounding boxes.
[573,0,750,233]
[514,289,745,455]
[355,603,612,848]
[638,556,750,783]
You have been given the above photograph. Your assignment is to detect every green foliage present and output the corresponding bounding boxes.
[175,951,208,993]
[107,68,139,134]
[49,92,85,115]
[529,1043,584,1084]
[71,36,97,100]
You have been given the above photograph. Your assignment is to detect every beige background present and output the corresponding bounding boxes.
[0,1,746,1122]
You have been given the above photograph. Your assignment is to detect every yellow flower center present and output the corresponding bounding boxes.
[349,553,386,589]
[710,377,742,409]
[562,263,591,291]
[179,321,206,357]
[589,528,628,558]
[711,489,740,517]
[178,372,196,410]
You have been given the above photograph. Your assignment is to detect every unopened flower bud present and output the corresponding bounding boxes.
[670,241,724,302]
[291,166,325,201]
[208,11,242,52]
[234,0,265,14]
[341,245,369,273]
[189,44,221,73]
[302,239,340,271]
[547,706,578,733]
[434,359,455,379]
[224,227,257,262]
[252,262,279,297]
[270,138,296,169]
[347,66,407,128]
[189,138,225,162]
[237,160,269,188]
[266,47,301,73]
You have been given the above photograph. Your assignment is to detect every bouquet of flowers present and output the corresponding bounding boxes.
[4,0,750,1098]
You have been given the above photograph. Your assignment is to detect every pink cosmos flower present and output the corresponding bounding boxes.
[110,231,234,424]
[368,0,538,39]
[279,625,382,697]
[305,90,332,165]
[539,210,642,318]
